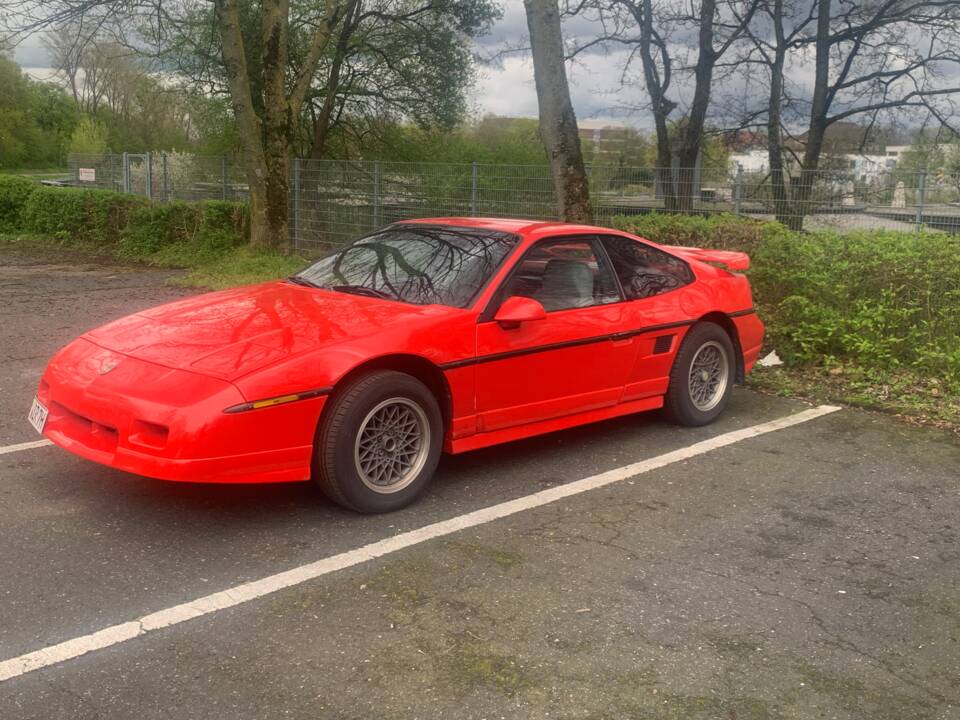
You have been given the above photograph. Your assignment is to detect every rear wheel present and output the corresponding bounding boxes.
[314,370,442,513]
[664,322,734,427]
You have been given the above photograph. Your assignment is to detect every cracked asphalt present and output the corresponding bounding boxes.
[1,248,958,719]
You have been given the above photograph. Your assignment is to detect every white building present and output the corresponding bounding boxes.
[730,150,894,182]
[728,150,769,173]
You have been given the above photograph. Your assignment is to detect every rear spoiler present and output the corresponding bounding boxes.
[668,246,750,272]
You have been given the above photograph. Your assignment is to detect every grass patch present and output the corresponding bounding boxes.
[448,541,523,570]
[0,169,69,179]
[0,232,307,289]
[171,246,308,289]
[749,364,960,438]
[449,642,531,696]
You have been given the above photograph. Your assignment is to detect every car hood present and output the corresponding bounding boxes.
[84,281,458,382]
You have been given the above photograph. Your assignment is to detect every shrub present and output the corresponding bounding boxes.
[20,185,146,246]
[0,175,38,232]
[609,212,788,252]
[9,184,248,255]
[750,230,960,385]
[116,200,248,260]
[611,213,960,386]
[68,117,109,155]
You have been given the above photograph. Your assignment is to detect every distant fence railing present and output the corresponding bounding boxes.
[67,153,960,250]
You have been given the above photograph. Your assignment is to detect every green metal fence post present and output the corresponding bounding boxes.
[734,164,743,215]
[145,152,153,200]
[292,157,301,250]
[915,171,927,232]
[373,161,382,228]
[471,161,478,216]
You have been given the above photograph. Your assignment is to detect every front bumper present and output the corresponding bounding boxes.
[38,338,325,483]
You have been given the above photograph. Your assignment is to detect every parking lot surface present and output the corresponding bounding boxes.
[1,249,958,719]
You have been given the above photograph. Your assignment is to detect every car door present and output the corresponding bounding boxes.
[473,236,639,432]
[597,234,697,401]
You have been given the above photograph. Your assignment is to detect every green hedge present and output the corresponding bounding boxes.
[0,178,248,258]
[0,176,38,233]
[610,211,788,252]
[612,213,960,387]
[117,201,249,264]
[20,185,147,245]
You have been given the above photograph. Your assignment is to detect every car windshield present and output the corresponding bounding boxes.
[293,225,518,307]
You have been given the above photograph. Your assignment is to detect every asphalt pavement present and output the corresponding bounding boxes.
[1,248,958,719]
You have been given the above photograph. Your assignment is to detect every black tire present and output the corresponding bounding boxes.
[313,370,443,513]
[663,322,735,427]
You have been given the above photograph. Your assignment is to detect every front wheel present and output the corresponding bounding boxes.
[663,322,735,427]
[314,370,442,513]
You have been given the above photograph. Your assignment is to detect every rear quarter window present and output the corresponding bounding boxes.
[599,234,694,300]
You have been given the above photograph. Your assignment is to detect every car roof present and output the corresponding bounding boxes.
[396,217,623,238]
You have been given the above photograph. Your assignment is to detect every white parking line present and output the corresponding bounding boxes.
[0,404,840,682]
[0,439,52,456]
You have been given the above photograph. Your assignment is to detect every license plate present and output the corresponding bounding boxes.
[28,397,48,435]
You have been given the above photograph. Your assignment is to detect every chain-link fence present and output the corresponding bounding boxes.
[67,153,960,250]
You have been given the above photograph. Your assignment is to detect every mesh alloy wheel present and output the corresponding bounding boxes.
[353,397,431,494]
[687,340,730,412]
[663,322,736,427]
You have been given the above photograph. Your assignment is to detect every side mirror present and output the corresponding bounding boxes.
[494,296,546,329]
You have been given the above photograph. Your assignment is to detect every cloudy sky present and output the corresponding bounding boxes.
[11,0,955,132]
[12,0,659,128]
[469,0,648,125]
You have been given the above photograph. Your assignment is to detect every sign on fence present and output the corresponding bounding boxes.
[78,168,96,182]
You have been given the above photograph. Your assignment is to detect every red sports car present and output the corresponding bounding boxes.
[29,218,764,512]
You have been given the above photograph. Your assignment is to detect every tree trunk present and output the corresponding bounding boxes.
[766,0,791,226]
[789,0,832,232]
[674,0,717,213]
[635,0,677,211]
[260,0,291,246]
[523,0,593,223]
[310,2,357,160]
[214,0,274,247]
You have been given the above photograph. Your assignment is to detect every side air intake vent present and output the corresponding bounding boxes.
[653,335,674,354]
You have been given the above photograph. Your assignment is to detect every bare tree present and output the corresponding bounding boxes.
[743,0,960,229]
[43,22,86,106]
[569,0,758,211]
[524,0,593,223]
[43,19,129,114]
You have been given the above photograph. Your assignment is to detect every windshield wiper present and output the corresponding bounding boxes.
[287,275,321,288]
[328,284,395,300]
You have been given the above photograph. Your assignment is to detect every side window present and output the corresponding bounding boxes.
[600,235,694,300]
[501,238,621,312]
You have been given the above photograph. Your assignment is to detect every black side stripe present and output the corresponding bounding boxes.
[438,309,756,371]
[439,319,693,370]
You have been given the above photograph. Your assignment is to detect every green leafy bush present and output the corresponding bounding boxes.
[0,175,38,232]
[751,230,960,385]
[4,183,249,258]
[610,211,788,252]
[116,200,248,261]
[611,213,960,387]
[20,185,147,246]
